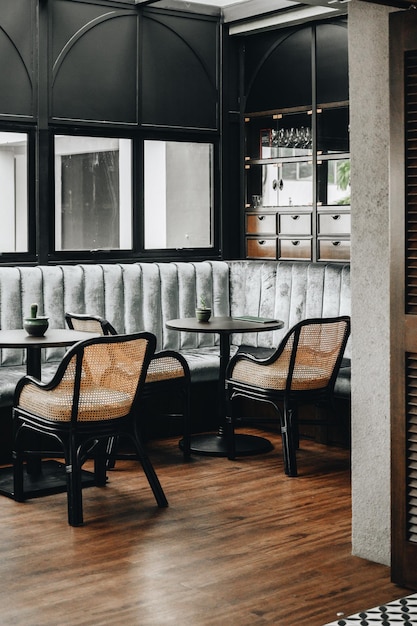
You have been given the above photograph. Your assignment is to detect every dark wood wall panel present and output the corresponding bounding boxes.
[390,10,417,590]
[51,1,138,124]
[243,27,312,113]
[0,0,35,118]
[316,20,348,104]
[141,12,218,129]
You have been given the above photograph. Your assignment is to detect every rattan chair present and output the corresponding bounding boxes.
[12,332,168,526]
[225,316,351,477]
[65,313,191,463]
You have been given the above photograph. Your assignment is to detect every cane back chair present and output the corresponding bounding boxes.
[13,332,168,526]
[225,316,351,477]
[65,313,191,462]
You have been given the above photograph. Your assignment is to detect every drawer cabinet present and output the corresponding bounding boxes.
[279,213,311,235]
[318,239,350,261]
[318,213,351,235]
[246,237,277,259]
[279,238,312,260]
[246,213,277,235]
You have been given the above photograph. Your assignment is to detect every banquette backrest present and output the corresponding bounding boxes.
[0,260,350,370]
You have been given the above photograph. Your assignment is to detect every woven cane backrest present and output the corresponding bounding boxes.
[66,312,187,384]
[230,317,350,392]
[65,313,117,336]
[18,334,155,422]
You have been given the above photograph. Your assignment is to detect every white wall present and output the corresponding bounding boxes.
[349,0,397,565]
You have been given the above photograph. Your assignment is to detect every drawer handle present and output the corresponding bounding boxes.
[259,240,266,245]
[291,240,300,246]
[290,215,300,220]
[332,215,341,220]
[332,241,341,246]
[257,215,265,221]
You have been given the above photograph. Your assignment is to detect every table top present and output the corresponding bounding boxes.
[166,316,284,334]
[0,328,100,348]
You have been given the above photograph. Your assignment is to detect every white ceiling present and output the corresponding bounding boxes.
[135,0,349,30]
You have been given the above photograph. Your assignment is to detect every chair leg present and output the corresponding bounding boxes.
[280,402,298,477]
[105,435,119,469]
[182,387,191,459]
[65,436,84,526]
[133,436,168,508]
[94,439,108,487]
[12,415,25,502]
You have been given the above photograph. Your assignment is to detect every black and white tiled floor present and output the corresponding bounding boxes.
[323,593,417,625]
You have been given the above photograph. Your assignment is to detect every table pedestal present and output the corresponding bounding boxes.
[180,433,273,457]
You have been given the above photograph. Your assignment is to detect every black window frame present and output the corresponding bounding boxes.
[0,123,36,264]
[47,126,222,264]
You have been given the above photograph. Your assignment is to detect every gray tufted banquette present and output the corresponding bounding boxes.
[0,260,350,408]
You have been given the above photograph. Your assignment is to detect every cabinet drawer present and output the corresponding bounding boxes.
[246,237,277,259]
[246,213,277,235]
[318,239,351,261]
[279,213,311,235]
[318,213,351,235]
[279,238,312,260]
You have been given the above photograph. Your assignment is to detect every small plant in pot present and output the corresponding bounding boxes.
[195,296,211,322]
[23,303,49,337]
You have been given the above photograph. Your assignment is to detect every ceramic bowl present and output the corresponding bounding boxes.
[23,317,49,337]
[195,308,211,322]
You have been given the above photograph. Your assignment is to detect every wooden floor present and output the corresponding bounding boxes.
[0,429,411,626]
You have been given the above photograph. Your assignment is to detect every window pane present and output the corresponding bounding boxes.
[317,158,351,206]
[144,140,213,249]
[0,132,28,252]
[54,136,132,251]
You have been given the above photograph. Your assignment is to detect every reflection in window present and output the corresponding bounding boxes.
[54,136,132,251]
[144,140,213,249]
[317,158,350,206]
[0,132,28,252]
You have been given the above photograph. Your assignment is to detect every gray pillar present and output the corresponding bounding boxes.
[348,0,397,565]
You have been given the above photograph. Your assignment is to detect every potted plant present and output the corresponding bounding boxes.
[23,302,49,336]
[195,295,211,322]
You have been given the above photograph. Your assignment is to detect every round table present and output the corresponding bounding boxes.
[0,328,100,379]
[166,316,284,457]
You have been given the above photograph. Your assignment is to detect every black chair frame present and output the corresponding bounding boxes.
[13,332,168,526]
[225,316,351,477]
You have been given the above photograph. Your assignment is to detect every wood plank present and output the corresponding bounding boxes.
[0,430,410,625]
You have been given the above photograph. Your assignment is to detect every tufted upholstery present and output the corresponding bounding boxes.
[0,261,351,407]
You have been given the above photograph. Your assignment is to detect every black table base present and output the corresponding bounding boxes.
[180,433,273,457]
[0,460,96,499]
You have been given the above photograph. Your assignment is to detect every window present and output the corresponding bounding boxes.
[54,136,132,251]
[144,140,213,250]
[0,132,28,253]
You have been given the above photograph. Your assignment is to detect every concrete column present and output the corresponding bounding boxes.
[348,0,398,565]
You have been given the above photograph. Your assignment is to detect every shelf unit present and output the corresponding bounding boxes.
[243,102,350,262]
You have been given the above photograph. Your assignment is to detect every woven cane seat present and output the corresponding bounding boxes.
[145,355,186,383]
[18,385,132,422]
[231,359,330,391]
[17,338,147,422]
[230,325,343,392]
